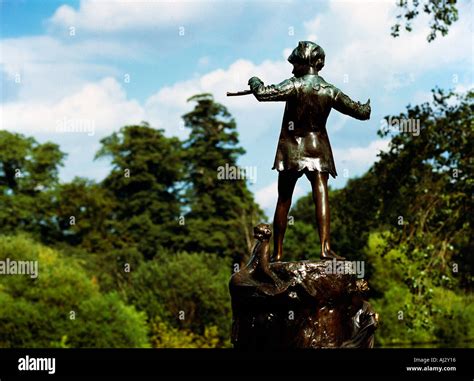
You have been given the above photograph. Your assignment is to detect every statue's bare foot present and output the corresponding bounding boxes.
[320,249,345,261]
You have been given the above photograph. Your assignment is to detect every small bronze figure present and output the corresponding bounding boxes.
[231,223,285,295]
[247,223,279,286]
[235,41,371,261]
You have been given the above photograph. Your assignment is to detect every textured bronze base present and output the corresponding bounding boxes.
[230,260,378,349]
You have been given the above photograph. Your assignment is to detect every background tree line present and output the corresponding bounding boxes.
[0,89,472,347]
[285,88,473,346]
[0,93,262,347]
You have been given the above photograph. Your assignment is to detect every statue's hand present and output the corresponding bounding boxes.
[248,76,263,90]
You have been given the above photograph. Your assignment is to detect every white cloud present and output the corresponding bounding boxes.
[411,89,434,105]
[147,58,288,110]
[1,77,144,136]
[1,76,147,182]
[49,0,220,32]
[145,58,290,137]
[255,181,278,211]
[1,53,290,140]
[2,0,471,189]
[8,0,470,139]
[1,36,126,74]
[0,35,132,102]
[303,0,472,92]
[255,179,305,212]
[334,139,390,175]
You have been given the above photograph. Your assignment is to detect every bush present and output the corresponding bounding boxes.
[281,221,320,261]
[0,235,149,348]
[127,251,231,345]
[150,317,224,348]
[432,289,474,346]
[366,232,474,347]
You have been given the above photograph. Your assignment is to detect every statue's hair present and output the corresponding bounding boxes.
[288,41,325,71]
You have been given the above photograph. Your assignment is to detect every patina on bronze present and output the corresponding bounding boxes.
[228,41,371,261]
[228,42,377,349]
[229,224,378,348]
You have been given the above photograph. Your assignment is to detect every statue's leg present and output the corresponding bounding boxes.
[306,171,344,260]
[306,171,330,257]
[272,171,299,261]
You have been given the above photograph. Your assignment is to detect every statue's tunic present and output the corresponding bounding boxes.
[250,75,371,178]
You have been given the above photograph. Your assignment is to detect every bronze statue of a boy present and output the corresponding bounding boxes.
[247,41,371,261]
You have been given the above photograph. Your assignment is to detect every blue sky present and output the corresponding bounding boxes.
[1,0,472,216]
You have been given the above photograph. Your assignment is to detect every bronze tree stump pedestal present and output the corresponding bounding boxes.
[230,259,378,349]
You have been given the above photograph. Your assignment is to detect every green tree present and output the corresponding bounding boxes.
[95,123,184,258]
[365,89,473,346]
[0,131,65,239]
[180,94,264,265]
[52,177,116,252]
[282,220,320,261]
[285,172,379,263]
[366,232,474,346]
[374,89,473,289]
[391,0,459,42]
[287,89,473,346]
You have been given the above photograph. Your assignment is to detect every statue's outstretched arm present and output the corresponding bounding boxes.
[333,89,371,120]
[248,77,296,102]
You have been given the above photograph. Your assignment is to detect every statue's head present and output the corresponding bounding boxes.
[253,223,272,241]
[288,41,325,76]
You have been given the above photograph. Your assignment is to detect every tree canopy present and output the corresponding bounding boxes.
[0,89,471,347]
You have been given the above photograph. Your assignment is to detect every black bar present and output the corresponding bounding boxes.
[0,348,471,380]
